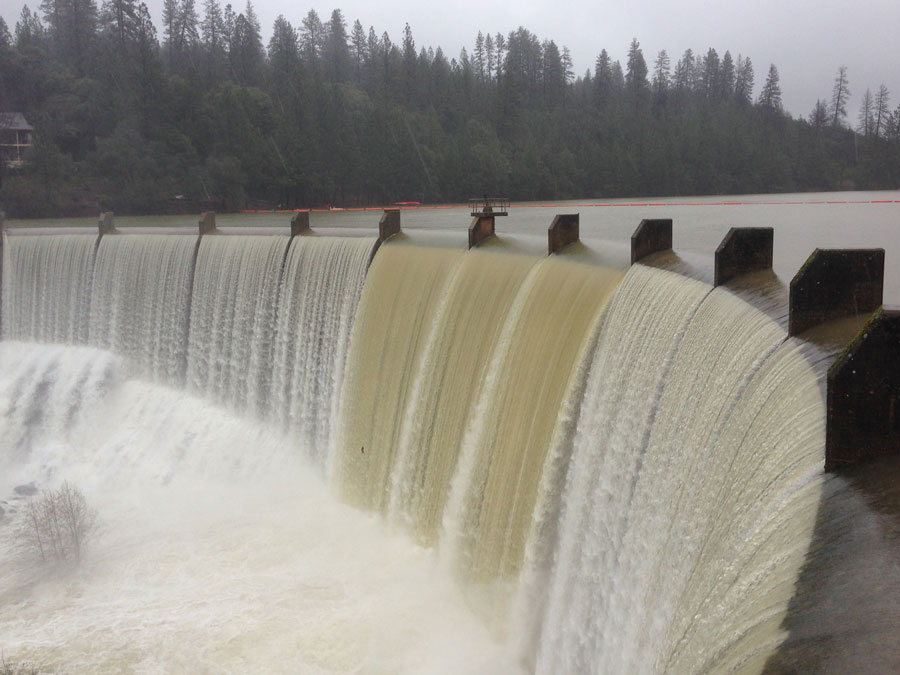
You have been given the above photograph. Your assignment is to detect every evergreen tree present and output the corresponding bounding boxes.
[701,48,719,101]
[267,15,298,85]
[40,0,98,73]
[625,37,648,103]
[874,85,890,138]
[179,0,199,56]
[324,9,349,82]
[891,105,900,143]
[673,48,693,95]
[809,99,828,131]
[857,88,873,139]
[720,51,735,100]
[15,5,46,50]
[610,60,624,90]
[830,65,850,128]
[542,39,564,104]
[734,56,753,105]
[474,30,484,81]
[594,48,613,103]
[162,0,198,72]
[758,63,782,111]
[132,1,162,134]
[484,32,494,83]
[162,0,176,60]
[493,32,505,80]
[229,5,262,86]
[350,19,364,83]
[0,17,10,46]
[99,0,136,46]
[401,22,416,102]
[200,0,225,81]
[299,9,324,71]
[561,46,573,85]
[652,49,670,105]
[365,25,378,77]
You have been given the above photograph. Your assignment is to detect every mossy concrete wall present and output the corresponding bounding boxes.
[368,209,401,267]
[548,214,580,254]
[827,308,900,470]
[379,209,401,242]
[789,249,884,336]
[714,227,773,286]
[631,219,672,264]
[291,211,311,237]
[98,212,117,236]
[469,215,495,248]
[199,211,218,235]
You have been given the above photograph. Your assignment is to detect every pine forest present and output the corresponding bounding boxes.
[1,1,899,216]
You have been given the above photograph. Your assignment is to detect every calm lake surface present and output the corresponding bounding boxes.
[9,189,900,301]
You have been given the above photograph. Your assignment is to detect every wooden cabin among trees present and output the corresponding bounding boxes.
[0,112,33,169]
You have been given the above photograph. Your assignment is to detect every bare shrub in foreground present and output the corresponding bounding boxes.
[20,482,97,564]
[0,654,43,674]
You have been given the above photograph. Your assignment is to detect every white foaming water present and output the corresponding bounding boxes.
[89,234,198,384]
[186,236,290,416]
[529,266,825,674]
[1,234,96,343]
[270,236,373,469]
[0,342,520,674]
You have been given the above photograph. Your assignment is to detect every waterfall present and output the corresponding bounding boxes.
[0,229,853,673]
[529,265,824,674]
[1,234,96,343]
[271,235,374,467]
[439,249,623,582]
[186,235,290,415]
[0,342,118,479]
[1,231,375,465]
[89,234,198,384]
[334,242,466,509]
[387,245,540,546]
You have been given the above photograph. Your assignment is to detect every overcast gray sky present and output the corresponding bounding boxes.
[5,0,899,119]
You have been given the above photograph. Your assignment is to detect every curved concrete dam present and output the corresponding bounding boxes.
[0,210,898,673]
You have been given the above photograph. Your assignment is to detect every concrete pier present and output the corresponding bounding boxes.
[631,219,672,264]
[548,214,580,254]
[826,308,900,470]
[469,214,495,248]
[368,209,402,266]
[379,209,401,243]
[98,212,118,236]
[291,211,311,237]
[714,227,773,286]
[199,211,218,235]
[789,249,884,336]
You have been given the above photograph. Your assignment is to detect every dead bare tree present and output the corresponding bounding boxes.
[19,482,97,564]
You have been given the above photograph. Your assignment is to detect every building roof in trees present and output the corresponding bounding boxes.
[0,113,34,131]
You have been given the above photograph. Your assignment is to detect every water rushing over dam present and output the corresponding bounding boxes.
[0,209,898,673]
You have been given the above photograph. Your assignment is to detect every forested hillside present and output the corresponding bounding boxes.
[1,1,898,216]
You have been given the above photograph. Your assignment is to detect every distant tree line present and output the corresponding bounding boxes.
[0,1,898,216]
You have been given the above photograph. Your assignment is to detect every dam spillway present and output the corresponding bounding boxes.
[0,209,898,673]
